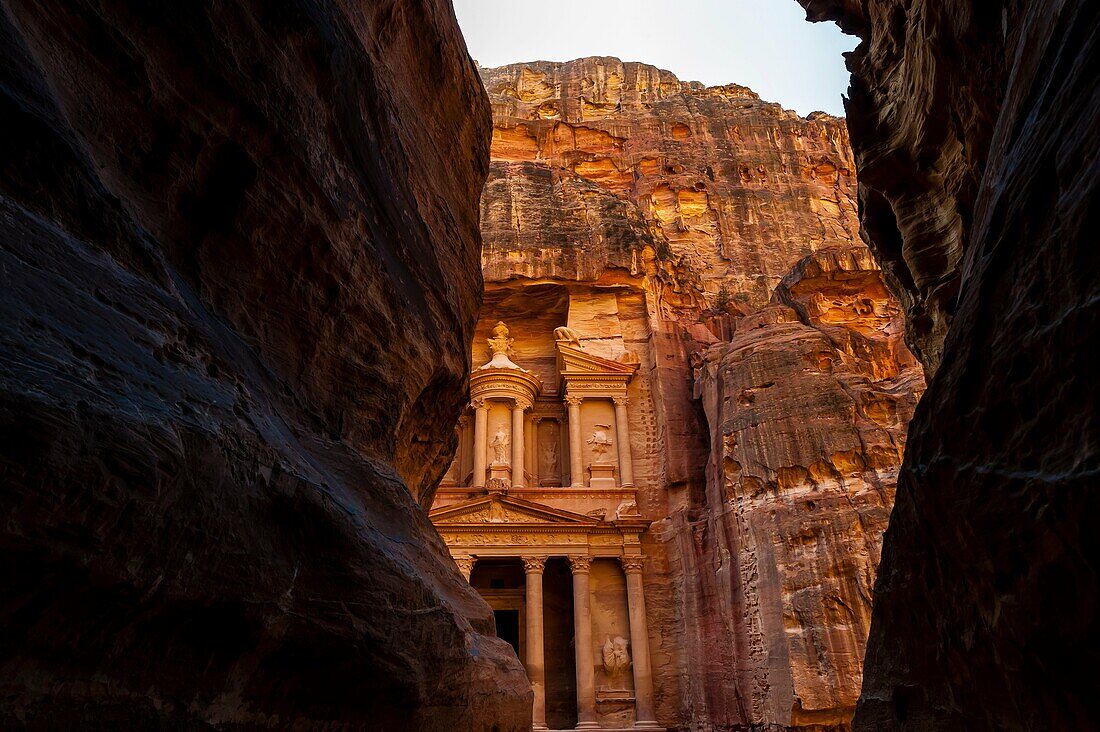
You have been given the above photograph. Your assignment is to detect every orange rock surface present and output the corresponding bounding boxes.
[473,57,925,730]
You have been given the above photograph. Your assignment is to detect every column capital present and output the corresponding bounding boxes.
[564,394,584,407]
[453,555,476,580]
[620,555,646,574]
[471,397,488,410]
[612,395,630,407]
[521,555,547,573]
[568,555,592,574]
[514,397,532,411]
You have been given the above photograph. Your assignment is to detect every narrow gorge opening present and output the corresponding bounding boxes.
[431,3,923,730]
[1,0,1093,729]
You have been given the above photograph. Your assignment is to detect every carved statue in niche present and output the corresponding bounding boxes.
[488,321,514,356]
[489,426,509,465]
[602,636,631,688]
[553,326,582,348]
[587,424,613,462]
[539,424,559,477]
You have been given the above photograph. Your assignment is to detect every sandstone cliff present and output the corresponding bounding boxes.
[692,247,922,729]
[476,57,924,730]
[797,0,1100,729]
[0,1,529,728]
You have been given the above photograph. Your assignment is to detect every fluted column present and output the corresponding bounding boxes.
[612,396,634,488]
[621,555,659,729]
[565,394,584,489]
[512,399,528,488]
[453,555,475,582]
[471,398,488,488]
[523,556,548,730]
[569,555,599,729]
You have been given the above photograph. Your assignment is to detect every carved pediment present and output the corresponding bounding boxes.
[557,344,639,376]
[430,494,599,526]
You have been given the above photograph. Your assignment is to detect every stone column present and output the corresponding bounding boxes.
[612,396,634,488]
[530,416,543,488]
[565,394,584,489]
[621,555,659,729]
[523,556,549,730]
[512,399,528,488]
[454,555,475,582]
[471,398,488,488]
[569,555,599,730]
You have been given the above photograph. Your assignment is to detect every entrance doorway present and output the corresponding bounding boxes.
[493,608,521,657]
[471,558,527,663]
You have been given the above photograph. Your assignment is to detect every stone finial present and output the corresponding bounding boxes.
[488,321,513,356]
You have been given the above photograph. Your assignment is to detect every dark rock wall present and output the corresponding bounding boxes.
[0,0,530,728]
[797,0,1100,728]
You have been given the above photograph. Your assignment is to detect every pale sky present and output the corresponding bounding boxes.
[452,0,856,117]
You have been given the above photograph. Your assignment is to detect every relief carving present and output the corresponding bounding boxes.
[587,424,614,462]
[602,636,632,687]
[490,426,509,465]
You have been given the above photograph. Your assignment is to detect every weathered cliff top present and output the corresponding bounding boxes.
[479,56,839,124]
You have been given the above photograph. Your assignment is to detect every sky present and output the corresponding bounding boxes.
[452,0,857,117]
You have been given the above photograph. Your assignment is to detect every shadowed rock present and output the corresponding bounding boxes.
[797,0,1100,728]
[0,0,530,728]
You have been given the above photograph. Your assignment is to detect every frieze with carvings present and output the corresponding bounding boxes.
[442,532,592,547]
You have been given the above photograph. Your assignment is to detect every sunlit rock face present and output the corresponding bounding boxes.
[475,57,925,730]
[694,247,923,729]
[797,1,1100,729]
[0,1,530,728]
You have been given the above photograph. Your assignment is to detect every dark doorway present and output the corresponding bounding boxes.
[544,556,578,729]
[494,609,521,657]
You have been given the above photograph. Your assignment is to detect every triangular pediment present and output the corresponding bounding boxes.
[556,344,638,376]
[430,494,599,526]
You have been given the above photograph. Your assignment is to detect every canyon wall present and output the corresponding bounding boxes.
[797,0,1099,729]
[477,57,924,730]
[0,1,530,728]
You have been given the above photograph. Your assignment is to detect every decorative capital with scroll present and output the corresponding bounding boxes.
[564,394,584,408]
[521,555,547,574]
[568,555,592,574]
[454,556,476,581]
[620,555,646,574]
[514,397,532,411]
[612,395,629,407]
[471,397,488,411]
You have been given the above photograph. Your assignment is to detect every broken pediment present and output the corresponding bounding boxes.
[556,343,639,377]
[429,494,600,526]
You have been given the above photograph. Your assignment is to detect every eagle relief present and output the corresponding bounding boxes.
[587,424,613,462]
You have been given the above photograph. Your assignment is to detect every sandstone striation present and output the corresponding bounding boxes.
[796,0,1100,729]
[0,1,530,728]
[692,247,922,729]
[472,57,924,730]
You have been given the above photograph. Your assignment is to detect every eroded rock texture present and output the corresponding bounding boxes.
[0,1,530,728]
[694,248,922,729]
[796,0,1100,729]
[476,57,924,730]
